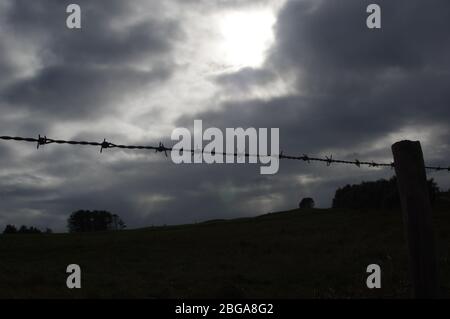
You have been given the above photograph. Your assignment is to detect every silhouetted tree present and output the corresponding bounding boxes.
[68,210,126,233]
[2,224,46,234]
[332,176,439,210]
[18,225,27,233]
[3,225,17,234]
[299,197,315,209]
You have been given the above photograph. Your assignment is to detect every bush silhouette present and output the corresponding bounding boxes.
[299,197,315,209]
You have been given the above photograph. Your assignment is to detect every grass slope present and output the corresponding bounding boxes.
[0,208,449,298]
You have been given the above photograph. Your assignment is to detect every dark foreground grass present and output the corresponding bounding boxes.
[0,208,449,298]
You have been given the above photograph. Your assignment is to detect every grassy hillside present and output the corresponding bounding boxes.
[0,207,449,298]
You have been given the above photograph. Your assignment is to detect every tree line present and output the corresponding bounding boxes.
[332,176,439,210]
[2,210,126,234]
[2,225,52,234]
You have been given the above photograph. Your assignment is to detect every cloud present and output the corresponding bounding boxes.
[1,0,449,232]
[214,67,276,92]
[3,64,172,119]
[0,0,181,121]
[189,0,450,157]
[175,0,450,218]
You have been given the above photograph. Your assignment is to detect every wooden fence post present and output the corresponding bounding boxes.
[391,140,439,298]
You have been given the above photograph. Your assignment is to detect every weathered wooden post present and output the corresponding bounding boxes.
[391,140,439,298]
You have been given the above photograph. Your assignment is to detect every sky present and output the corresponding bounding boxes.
[0,0,449,232]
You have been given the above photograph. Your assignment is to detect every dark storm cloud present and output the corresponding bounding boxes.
[189,0,450,155]
[0,46,15,87]
[272,0,450,75]
[0,0,181,121]
[4,64,171,118]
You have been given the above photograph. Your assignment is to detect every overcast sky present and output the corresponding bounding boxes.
[1,0,449,232]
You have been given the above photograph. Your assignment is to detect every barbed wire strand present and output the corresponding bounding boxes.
[1,135,449,172]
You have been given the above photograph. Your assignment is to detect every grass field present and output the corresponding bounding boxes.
[0,207,449,298]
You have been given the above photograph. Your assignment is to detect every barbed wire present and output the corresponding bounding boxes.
[0,134,449,172]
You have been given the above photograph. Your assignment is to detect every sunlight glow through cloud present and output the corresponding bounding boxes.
[218,10,276,68]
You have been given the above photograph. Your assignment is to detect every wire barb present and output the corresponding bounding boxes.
[100,139,111,153]
[302,154,310,163]
[156,142,168,157]
[37,135,48,149]
[325,155,333,167]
